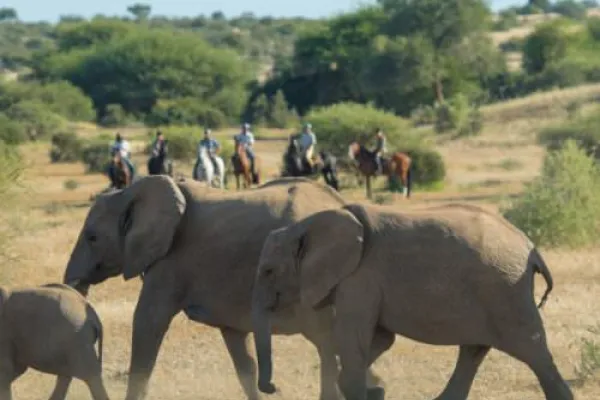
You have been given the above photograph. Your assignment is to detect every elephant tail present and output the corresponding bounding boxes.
[531,248,553,309]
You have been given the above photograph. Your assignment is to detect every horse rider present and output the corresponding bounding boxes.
[297,122,317,171]
[373,127,387,174]
[111,132,131,159]
[233,122,257,177]
[151,130,167,158]
[198,128,220,172]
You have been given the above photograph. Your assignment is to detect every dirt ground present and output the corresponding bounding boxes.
[4,115,600,399]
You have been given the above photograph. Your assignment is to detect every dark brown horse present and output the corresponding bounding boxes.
[231,139,260,190]
[107,154,135,190]
[348,141,412,199]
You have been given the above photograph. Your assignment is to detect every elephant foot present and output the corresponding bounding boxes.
[366,370,384,388]
[367,386,385,400]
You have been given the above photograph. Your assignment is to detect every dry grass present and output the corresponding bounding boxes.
[4,85,600,399]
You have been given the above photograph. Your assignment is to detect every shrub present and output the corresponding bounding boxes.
[0,113,27,144]
[49,131,83,163]
[5,101,66,140]
[493,10,520,31]
[538,111,600,160]
[307,102,445,186]
[502,140,600,248]
[406,147,446,187]
[146,99,227,128]
[81,140,112,173]
[0,80,95,121]
[434,94,483,137]
[410,104,436,126]
[99,104,130,127]
[307,102,422,156]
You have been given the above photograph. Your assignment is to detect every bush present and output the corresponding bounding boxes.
[502,140,600,248]
[306,102,445,186]
[538,111,600,160]
[307,102,422,156]
[409,104,436,126]
[0,80,95,122]
[0,113,27,144]
[4,101,66,140]
[493,10,520,31]
[49,131,83,162]
[146,99,228,128]
[406,147,446,187]
[434,94,483,137]
[99,104,130,127]
[81,141,112,173]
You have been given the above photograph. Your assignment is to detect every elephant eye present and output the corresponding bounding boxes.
[264,268,274,277]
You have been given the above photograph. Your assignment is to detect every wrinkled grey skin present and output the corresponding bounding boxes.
[63,175,382,400]
[0,283,107,400]
[253,203,574,400]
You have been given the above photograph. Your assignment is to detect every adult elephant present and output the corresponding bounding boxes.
[62,175,382,400]
[252,203,573,400]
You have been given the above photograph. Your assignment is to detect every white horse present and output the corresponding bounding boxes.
[193,146,225,188]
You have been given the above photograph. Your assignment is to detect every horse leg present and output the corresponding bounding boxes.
[366,176,372,199]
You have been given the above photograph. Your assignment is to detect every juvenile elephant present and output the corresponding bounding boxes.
[0,283,108,400]
[63,175,383,400]
[253,203,574,400]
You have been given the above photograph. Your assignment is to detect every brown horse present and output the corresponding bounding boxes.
[231,139,260,190]
[348,141,412,200]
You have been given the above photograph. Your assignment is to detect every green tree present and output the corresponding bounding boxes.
[522,21,571,74]
[0,8,17,22]
[127,3,152,21]
[379,0,492,102]
[528,0,551,12]
[269,90,293,128]
[37,28,250,118]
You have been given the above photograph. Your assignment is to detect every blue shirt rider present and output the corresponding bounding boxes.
[198,128,220,171]
[233,123,256,174]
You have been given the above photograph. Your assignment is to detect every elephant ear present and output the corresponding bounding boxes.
[291,209,364,308]
[113,175,187,280]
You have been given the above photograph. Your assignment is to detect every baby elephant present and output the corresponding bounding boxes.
[253,203,574,400]
[0,283,109,400]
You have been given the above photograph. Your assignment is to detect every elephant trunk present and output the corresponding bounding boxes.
[63,234,92,297]
[252,290,277,394]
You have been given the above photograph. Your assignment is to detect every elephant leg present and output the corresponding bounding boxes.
[366,327,396,388]
[334,285,382,400]
[220,328,260,400]
[48,376,72,400]
[85,375,110,400]
[497,323,573,400]
[432,345,490,400]
[302,330,341,400]
[0,381,11,400]
[124,279,180,400]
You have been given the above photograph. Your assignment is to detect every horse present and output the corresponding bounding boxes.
[107,157,136,190]
[283,136,339,191]
[147,147,173,177]
[348,141,412,200]
[192,146,225,189]
[231,139,260,190]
